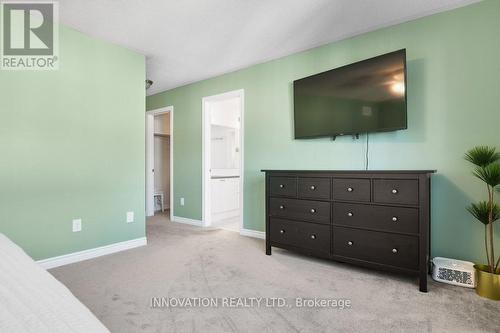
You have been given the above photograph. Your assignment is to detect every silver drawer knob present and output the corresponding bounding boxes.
[279,184,284,188]
[310,185,316,190]
[310,234,316,240]
[392,248,398,254]
[279,205,285,210]
[347,187,353,192]
[391,189,398,194]
[280,229,285,234]
[392,216,398,222]
[347,241,353,246]
[310,208,316,214]
[347,212,353,217]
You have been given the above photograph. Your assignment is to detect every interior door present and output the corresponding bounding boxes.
[146,114,155,216]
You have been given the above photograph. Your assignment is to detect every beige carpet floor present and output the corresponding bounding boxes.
[50,213,500,333]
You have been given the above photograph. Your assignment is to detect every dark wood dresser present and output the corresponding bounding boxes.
[262,170,435,292]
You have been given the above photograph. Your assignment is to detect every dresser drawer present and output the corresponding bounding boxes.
[333,203,419,234]
[333,178,370,202]
[269,198,330,224]
[269,177,297,197]
[373,179,418,205]
[298,177,331,200]
[270,218,330,254]
[333,227,418,270]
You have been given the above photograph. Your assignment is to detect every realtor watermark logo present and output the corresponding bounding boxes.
[0,1,59,70]
[150,297,352,310]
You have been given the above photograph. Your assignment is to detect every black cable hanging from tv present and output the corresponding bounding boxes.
[365,133,369,170]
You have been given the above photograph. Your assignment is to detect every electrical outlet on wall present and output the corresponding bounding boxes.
[72,219,82,232]
[126,211,134,223]
[180,197,185,206]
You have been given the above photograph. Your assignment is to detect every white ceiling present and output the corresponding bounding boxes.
[59,0,479,95]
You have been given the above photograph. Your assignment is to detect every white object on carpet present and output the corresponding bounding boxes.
[432,257,475,288]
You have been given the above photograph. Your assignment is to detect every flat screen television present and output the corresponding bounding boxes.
[293,49,407,139]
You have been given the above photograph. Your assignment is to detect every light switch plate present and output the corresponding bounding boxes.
[72,219,82,232]
[180,198,185,206]
[126,211,134,223]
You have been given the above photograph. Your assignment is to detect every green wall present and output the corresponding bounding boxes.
[0,26,146,260]
[147,0,499,263]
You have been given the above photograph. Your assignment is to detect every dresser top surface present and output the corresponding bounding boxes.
[261,170,436,174]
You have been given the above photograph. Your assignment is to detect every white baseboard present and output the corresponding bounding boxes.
[172,216,204,227]
[37,237,147,270]
[212,209,239,222]
[240,228,265,239]
[170,216,262,239]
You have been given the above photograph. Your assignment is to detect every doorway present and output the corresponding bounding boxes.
[146,106,173,221]
[202,90,244,232]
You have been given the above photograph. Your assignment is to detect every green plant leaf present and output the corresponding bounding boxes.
[465,146,500,167]
[467,201,500,225]
[472,164,500,187]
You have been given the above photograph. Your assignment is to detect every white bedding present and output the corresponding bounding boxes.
[0,234,110,333]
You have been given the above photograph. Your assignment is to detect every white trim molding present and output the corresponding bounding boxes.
[172,216,204,227]
[240,228,265,239]
[37,237,147,270]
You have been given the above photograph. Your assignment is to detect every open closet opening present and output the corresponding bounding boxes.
[153,113,171,215]
[146,107,173,223]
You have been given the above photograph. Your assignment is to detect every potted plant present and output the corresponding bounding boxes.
[465,146,500,300]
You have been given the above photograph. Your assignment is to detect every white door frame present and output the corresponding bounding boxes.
[146,106,174,221]
[202,89,244,229]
